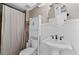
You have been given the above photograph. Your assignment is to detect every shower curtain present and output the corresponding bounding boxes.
[1,5,25,55]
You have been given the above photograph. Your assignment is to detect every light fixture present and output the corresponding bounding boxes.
[37,3,45,7]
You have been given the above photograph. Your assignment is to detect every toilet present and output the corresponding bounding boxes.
[19,39,38,55]
[19,15,41,55]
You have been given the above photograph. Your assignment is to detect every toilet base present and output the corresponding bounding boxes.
[19,48,37,55]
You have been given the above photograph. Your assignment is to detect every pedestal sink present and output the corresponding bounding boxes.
[42,37,72,55]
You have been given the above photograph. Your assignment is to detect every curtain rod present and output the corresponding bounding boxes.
[1,3,25,13]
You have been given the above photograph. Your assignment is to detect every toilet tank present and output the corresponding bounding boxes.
[30,39,38,49]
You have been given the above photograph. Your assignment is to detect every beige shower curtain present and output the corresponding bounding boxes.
[1,5,25,55]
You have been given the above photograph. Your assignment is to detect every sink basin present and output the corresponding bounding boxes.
[42,37,72,50]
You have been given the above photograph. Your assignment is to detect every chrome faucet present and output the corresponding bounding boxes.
[60,36,64,40]
[50,35,54,39]
[55,35,58,40]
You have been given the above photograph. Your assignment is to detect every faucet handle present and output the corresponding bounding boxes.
[55,35,58,40]
[60,36,64,40]
[50,35,54,39]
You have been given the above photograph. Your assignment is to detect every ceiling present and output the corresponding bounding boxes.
[6,3,43,11]
[0,3,47,15]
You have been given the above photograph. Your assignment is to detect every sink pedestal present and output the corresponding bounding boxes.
[51,49,59,55]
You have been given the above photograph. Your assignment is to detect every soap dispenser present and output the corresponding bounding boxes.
[60,36,64,40]
[55,35,58,40]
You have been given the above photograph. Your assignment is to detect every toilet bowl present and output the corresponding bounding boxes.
[19,39,38,55]
[19,48,36,55]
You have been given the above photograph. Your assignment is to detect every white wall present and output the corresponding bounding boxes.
[48,3,79,20]
[65,3,79,20]
[63,19,79,54]
[30,3,79,23]
[41,23,63,41]
[29,4,50,23]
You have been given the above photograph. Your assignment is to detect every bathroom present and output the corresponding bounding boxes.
[0,3,79,55]
[27,3,79,55]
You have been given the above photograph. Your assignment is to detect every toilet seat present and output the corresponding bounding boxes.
[20,48,35,55]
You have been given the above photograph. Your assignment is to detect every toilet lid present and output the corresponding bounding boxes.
[20,48,35,55]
